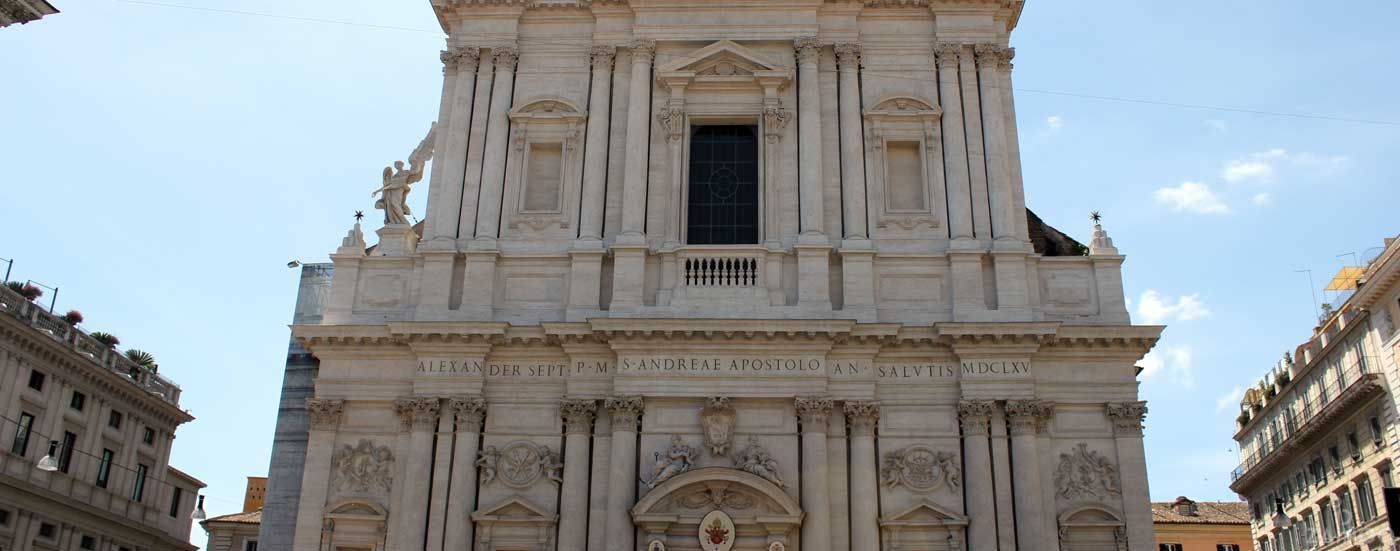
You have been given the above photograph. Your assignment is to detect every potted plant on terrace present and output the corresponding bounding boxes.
[61,310,84,325]
[6,281,43,301]
[125,349,157,373]
[90,332,120,348]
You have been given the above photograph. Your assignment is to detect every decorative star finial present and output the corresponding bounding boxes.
[354,210,365,222]
[1090,211,1102,224]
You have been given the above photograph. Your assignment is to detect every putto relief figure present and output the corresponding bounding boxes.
[371,122,437,226]
[476,445,500,485]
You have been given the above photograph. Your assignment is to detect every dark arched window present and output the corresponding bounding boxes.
[687,125,759,245]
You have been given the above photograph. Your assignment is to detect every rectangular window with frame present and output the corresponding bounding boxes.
[1370,415,1384,447]
[38,522,56,539]
[245,542,259,551]
[1382,467,1395,488]
[80,535,96,550]
[96,448,114,488]
[143,427,155,445]
[522,142,564,212]
[132,463,148,502]
[28,370,45,391]
[1329,445,1343,473]
[70,391,85,412]
[169,486,183,517]
[11,412,35,456]
[1357,477,1377,521]
[883,141,927,212]
[686,126,759,245]
[1348,431,1363,461]
[59,431,76,473]
[109,410,123,430]
[1216,544,1241,551]
[1159,544,1183,551]
[1338,488,1356,531]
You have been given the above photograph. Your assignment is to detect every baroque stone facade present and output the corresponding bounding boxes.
[285,1,1163,550]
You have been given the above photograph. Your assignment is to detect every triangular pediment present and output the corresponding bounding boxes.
[880,500,968,526]
[658,40,786,76]
[471,495,552,520]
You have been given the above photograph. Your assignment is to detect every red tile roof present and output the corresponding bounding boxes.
[1152,497,1249,525]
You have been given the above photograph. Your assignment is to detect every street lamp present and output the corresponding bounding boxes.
[36,441,59,472]
[287,260,302,268]
[192,495,207,520]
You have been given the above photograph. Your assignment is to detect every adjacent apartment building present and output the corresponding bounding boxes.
[0,283,203,550]
[1153,496,1250,551]
[1231,235,1400,551]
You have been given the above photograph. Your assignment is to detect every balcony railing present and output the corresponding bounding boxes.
[0,285,182,407]
[1229,359,1382,493]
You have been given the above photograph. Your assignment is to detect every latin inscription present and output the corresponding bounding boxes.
[417,359,613,378]
[415,358,1029,380]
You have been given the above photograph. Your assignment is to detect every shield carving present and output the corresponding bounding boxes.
[700,397,736,456]
[699,510,736,551]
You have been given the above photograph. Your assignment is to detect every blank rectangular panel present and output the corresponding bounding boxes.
[524,142,564,212]
[885,141,927,212]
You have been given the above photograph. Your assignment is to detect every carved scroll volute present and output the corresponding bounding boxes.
[393,397,441,432]
[605,395,644,432]
[1006,400,1055,436]
[451,396,487,432]
[795,395,834,433]
[1105,401,1148,436]
[560,398,599,435]
[844,401,881,437]
[956,400,996,436]
[763,104,791,144]
[307,399,345,431]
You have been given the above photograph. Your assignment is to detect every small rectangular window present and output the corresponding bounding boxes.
[71,391,86,412]
[169,486,183,517]
[245,542,259,551]
[143,427,155,445]
[59,431,77,473]
[80,535,96,550]
[109,410,123,430]
[38,522,56,538]
[1217,545,1241,551]
[1329,445,1343,473]
[1370,416,1384,446]
[96,448,114,488]
[1383,467,1395,488]
[884,141,928,212]
[1159,544,1184,551]
[11,412,35,456]
[523,142,564,212]
[0,509,9,525]
[132,463,148,502]
[1348,431,1363,461]
[28,370,45,391]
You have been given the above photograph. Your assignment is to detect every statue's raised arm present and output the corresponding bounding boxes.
[371,122,438,225]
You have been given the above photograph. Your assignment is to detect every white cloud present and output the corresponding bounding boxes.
[1046,115,1064,131]
[1252,192,1272,206]
[1221,149,1347,184]
[1140,345,1195,386]
[1152,181,1229,214]
[1215,387,1244,412]
[1222,159,1276,183]
[1137,289,1211,324]
[1204,119,1228,133]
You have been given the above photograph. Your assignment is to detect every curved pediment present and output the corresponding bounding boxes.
[509,97,586,123]
[632,467,802,519]
[324,498,387,519]
[1058,504,1125,528]
[865,95,943,121]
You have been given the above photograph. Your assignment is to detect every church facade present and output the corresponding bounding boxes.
[285,1,1161,550]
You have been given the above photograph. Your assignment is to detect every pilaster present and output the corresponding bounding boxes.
[1106,401,1153,551]
[845,401,881,551]
[796,395,834,551]
[291,399,343,551]
[443,396,486,551]
[557,398,598,551]
[603,395,643,551]
[958,400,998,551]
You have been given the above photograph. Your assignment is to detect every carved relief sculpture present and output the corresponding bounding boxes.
[880,445,961,493]
[700,396,737,456]
[330,439,395,494]
[1054,443,1122,501]
[646,435,699,488]
[371,123,436,226]
[488,441,560,488]
[733,436,785,488]
[676,486,755,511]
[476,445,500,485]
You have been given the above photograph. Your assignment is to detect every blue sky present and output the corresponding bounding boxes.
[2,0,1398,538]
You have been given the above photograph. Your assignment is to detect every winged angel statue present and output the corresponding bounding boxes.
[372,123,437,226]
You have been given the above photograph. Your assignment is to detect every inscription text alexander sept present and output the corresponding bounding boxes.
[417,357,1030,380]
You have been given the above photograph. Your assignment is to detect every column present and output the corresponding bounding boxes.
[578,45,616,242]
[585,411,613,551]
[997,47,1030,239]
[617,39,656,242]
[958,400,998,551]
[557,399,598,551]
[394,397,442,551]
[834,43,867,241]
[794,37,827,240]
[935,43,974,242]
[827,407,851,551]
[796,396,834,551]
[990,405,1017,551]
[471,44,520,243]
[425,402,457,551]
[443,397,486,551]
[1106,402,1153,551]
[424,46,481,243]
[845,401,881,551]
[1006,401,1053,551]
[973,44,1015,242]
[456,53,496,240]
[603,396,643,551]
[958,44,991,239]
[291,400,343,551]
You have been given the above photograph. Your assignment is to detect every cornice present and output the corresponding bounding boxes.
[1042,325,1164,351]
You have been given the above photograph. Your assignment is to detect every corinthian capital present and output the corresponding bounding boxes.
[491,44,519,70]
[795,395,835,432]
[957,400,996,436]
[590,44,617,70]
[834,43,861,68]
[394,397,441,432]
[1105,401,1148,436]
[794,37,822,65]
[605,395,644,432]
[973,43,1005,68]
[934,43,965,69]
[997,46,1016,71]
[306,399,344,431]
[1005,399,1054,436]
[844,401,881,436]
[450,396,487,430]
[441,46,481,74]
[629,39,656,64]
[560,398,599,435]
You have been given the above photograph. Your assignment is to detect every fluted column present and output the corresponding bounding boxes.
[604,396,643,551]
[579,45,616,241]
[617,40,656,241]
[443,397,486,551]
[471,44,519,243]
[958,400,998,551]
[845,401,881,551]
[935,44,974,241]
[1107,402,1153,551]
[394,397,441,551]
[834,43,867,240]
[558,398,598,551]
[796,396,834,551]
[794,37,827,240]
[291,400,343,551]
[424,46,481,243]
[1006,400,1054,551]
[974,44,1015,243]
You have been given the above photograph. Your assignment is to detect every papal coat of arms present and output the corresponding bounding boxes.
[699,510,736,551]
[700,396,736,456]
